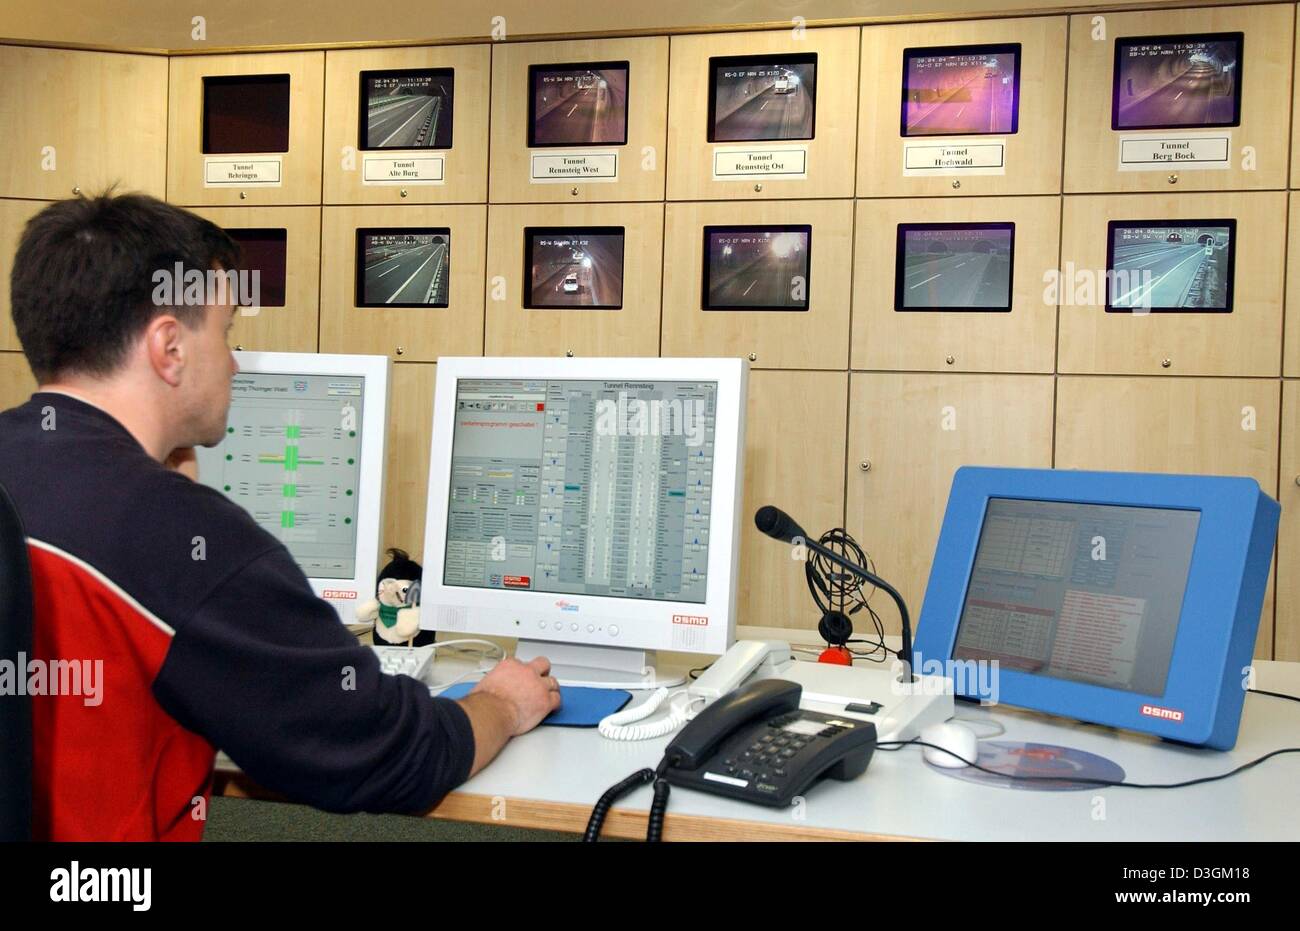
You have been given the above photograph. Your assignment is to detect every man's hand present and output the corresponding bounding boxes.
[164,446,198,481]
[455,656,561,777]
[471,656,561,735]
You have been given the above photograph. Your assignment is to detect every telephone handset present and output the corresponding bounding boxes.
[660,678,878,807]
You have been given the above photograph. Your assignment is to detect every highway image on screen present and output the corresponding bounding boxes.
[709,55,816,142]
[953,498,1199,695]
[362,69,454,149]
[357,230,450,307]
[196,373,365,580]
[1113,34,1240,130]
[443,377,718,603]
[1107,223,1233,312]
[529,63,628,146]
[902,45,1019,136]
[896,224,1013,311]
[704,226,810,310]
[526,229,624,308]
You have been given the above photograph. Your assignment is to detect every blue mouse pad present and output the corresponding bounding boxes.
[437,683,632,727]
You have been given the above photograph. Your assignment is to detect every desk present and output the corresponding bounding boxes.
[215,654,1300,842]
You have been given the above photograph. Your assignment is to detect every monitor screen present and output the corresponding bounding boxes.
[895,222,1014,311]
[528,61,629,147]
[707,53,817,142]
[1106,219,1235,312]
[524,227,624,309]
[901,44,1020,136]
[702,225,811,311]
[953,497,1200,695]
[355,228,450,307]
[359,68,454,149]
[228,228,287,308]
[202,74,291,154]
[443,377,718,603]
[197,372,367,580]
[1112,33,1242,131]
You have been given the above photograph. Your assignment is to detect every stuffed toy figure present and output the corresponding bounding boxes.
[358,548,435,647]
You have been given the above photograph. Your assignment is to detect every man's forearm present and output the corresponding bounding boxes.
[455,691,516,776]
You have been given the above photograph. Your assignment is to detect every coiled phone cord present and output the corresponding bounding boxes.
[583,768,655,842]
[645,777,672,843]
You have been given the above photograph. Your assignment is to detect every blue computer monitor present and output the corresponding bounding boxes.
[915,467,1280,750]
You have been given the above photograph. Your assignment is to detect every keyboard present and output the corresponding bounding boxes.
[371,644,436,683]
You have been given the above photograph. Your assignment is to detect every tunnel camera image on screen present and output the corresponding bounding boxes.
[227,228,288,308]
[901,44,1020,137]
[355,228,451,308]
[359,68,454,149]
[702,225,811,311]
[894,222,1014,311]
[444,377,718,603]
[707,53,817,143]
[527,61,629,147]
[202,74,291,154]
[524,227,625,309]
[1105,219,1235,313]
[1112,33,1242,130]
[952,498,1200,696]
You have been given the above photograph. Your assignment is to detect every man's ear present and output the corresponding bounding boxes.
[143,314,186,387]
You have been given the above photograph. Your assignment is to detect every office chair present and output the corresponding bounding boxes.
[0,481,33,841]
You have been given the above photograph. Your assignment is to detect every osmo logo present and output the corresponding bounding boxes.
[322,589,358,600]
[672,614,708,626]
[1140,703,1185,723]
[49,861,151,911]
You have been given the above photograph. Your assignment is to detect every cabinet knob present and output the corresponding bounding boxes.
[235,344,244,352]
[400,189,409,198]
[72,186,81,195]
[238,191,247,200]
[859,460,872,473]
[565,349,575,358]
[1161,358,1172,368]
[571,187,580,197]
[748,352,757,362]
[1167,173,1179,185]
[395,346,405,356]
[951,179,961,190]
[753,183,763,193]
[945,355,955,365]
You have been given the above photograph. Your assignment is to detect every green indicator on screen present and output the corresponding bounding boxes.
[286,425,301,439]
[280,512,295,528]
[285,447,299,470]
[283,484,297,497]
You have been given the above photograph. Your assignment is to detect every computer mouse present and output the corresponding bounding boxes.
[920,721,979,769]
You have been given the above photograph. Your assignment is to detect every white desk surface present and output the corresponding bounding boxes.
[218,654,1300,841]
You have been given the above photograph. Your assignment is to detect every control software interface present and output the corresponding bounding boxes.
[953,498,1200,695]
[197,372,366,580]
[444,377,718,604]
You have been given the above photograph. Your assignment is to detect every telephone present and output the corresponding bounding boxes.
[660,678,877,807]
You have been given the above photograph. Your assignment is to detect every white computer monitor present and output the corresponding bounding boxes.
[421,357,749,687]
[196,351,390,621]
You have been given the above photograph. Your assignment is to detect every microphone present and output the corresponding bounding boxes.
[754,505,915,681]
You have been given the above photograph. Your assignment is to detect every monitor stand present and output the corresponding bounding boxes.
[514,639,685,690]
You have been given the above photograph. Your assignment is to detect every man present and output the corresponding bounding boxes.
[0,192,559,840]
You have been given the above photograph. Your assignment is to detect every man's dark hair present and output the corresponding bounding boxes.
[9,191,241,383]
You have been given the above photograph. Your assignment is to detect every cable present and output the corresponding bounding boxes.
[878,739,1300,789]
[1248,688,1300,704]
[598,688,701,740]
[583,768,655,842]
[646,777,672,842]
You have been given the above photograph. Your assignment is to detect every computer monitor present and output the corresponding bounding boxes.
[196,351,390,621]
[421,357,749,687]
[915,467,1280,750]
